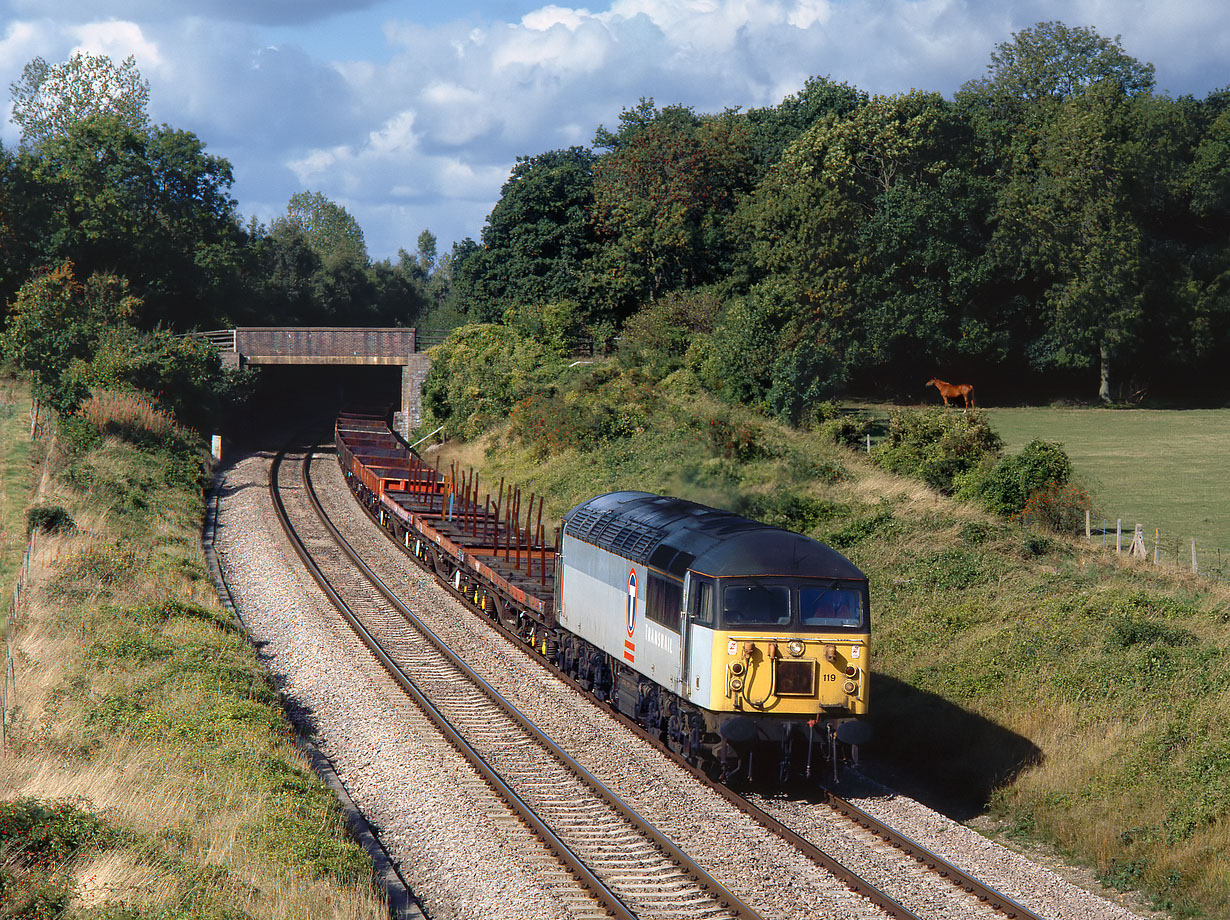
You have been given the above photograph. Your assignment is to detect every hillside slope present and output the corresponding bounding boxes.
[433,385,1230,920]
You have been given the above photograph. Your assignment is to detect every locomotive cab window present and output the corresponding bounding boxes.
[646,572,683,633]
[690,578,714,628]
[719,579,867,631]
[800,584,864,629]
[722,582,790,627]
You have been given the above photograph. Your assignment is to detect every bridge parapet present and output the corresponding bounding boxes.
[234,327,416,365]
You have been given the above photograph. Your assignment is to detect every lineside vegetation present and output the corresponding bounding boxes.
[0,379,384,919]
[425,326,1230,920]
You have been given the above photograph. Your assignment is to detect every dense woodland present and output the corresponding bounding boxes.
[3,22,1230,424]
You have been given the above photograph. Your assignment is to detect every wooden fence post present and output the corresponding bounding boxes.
[1192,539,1198,575]
[1085,510,1091,540]
[1116,519,1122,554]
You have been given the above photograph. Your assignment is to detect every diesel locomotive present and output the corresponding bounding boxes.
[335,413,871,782]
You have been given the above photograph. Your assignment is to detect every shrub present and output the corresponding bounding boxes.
[978,439,1073,516]
[817,414,873,448]
[25,504,75,536]
[871,407,1002,493]
[1019,481,1091,534]
[420,323,566,440]
[706,414,766,461]
[57,413,101,453]
[508,367,655,457]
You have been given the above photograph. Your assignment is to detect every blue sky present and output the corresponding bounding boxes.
[2,1,1228,262]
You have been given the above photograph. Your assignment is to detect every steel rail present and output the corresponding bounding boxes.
[275,445,763,920]
[821,794,1046,920]
[331,433,1044,920]
[299,446,763,920]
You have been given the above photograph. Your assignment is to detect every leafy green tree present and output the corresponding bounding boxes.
[741,76,865,176]
[367,256,430,326]
[274,191,368,272]
[734,90,979,396]
[415,229,438,277]
[269,191,376,323]
[25,114,244,330]
[9,52,149,151]
[994,83,1151,400]
[453,148,596,323]
[0,263,136,411]
[693,279,846,421]
[959,21,1155,126]
[589,103,753,317]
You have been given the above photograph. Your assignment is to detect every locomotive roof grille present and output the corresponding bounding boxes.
[566,506,665,564]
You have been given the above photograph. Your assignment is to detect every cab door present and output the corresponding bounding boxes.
[683,574,715,705]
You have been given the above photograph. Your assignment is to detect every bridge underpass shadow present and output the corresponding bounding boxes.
[855,673,1043,821]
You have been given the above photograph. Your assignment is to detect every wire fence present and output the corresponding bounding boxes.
[2,531,34,758]
[1085,513,1229,582]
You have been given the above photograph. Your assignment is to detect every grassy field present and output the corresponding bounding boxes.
[983,408,1230,564]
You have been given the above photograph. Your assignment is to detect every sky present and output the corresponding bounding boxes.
[1,1,1228,262]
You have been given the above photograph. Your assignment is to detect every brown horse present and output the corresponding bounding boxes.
[926,378,975,408]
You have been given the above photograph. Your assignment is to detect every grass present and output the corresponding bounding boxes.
[432,372,1230,919]
[0,378,38,632]
[984,407,1230,561]
[1,383,385,919]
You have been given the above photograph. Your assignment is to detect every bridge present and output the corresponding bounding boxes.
[199,327,444,437]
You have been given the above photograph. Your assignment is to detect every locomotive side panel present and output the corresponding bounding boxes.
[559,534,683,686]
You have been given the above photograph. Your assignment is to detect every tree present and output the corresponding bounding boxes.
[267,191,375,323]
[741,76,865,177]
[452,148,596,322]
[994,84,1152,401]
[0,263,136,411]
[273,191,368,271]
[960,21,1155,120]
[10,52,149,151]
[415,230,438,276]
[26,114,244,329]
[589,104,753,316]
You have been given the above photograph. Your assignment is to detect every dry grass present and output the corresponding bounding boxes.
[1,402,386,920]
[82,388,180,440]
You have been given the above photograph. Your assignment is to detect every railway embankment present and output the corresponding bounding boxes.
[0,382,384,919]
[426,378,1225,920]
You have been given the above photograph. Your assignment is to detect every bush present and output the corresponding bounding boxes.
[1019,481,1091,533]
[978,439,1074,517]
[871,408,1002,493]
[420,323,566,440]
[57,413,101,453]
[508,367,655,457]
[25,504,75,536]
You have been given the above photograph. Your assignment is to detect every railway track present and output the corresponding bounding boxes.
[311,436,1051,920]
[270,444,771,920]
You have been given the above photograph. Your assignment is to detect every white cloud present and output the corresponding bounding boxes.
[4,0,1230,260]
[68,20,164,71]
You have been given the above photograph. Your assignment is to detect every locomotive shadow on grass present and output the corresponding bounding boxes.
[855,673,1042,821]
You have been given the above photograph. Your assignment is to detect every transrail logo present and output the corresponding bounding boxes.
[625,569,637,662]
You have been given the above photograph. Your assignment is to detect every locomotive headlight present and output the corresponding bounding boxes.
[729,661,746,676]
[843,680,858,694]
[787,640,805,657]
[730,676,745,691]
[845,665,857,677]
